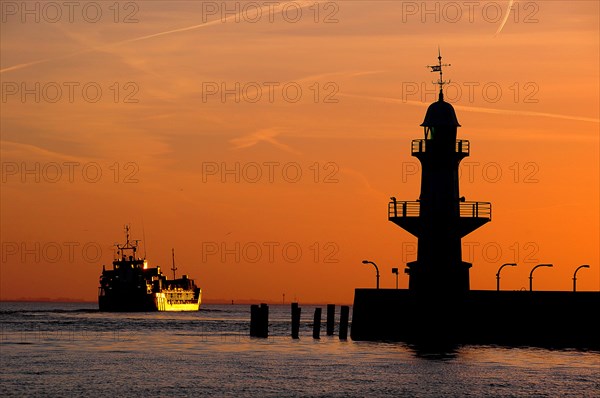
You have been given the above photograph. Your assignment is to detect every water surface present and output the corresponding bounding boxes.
[1,302,598,397]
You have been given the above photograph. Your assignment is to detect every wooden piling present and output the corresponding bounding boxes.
[291,302,301,339]
[259,303,269,338]
[326,304,335,336]
[339,305,349,340]
[250,303,269,338]
[313,308,322,339]
[250,304,259,337]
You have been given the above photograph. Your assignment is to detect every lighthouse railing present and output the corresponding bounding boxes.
[411,139,470,155]
[388,201,420,218]
[455,140,470,154]
[460,201,492,220]
[388,200,491,220]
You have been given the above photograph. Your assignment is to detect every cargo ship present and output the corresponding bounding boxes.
[98,226,201,311]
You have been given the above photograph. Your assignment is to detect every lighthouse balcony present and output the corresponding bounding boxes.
[411,139,470,155]
[388,200,492,237]
[388,200,491,219]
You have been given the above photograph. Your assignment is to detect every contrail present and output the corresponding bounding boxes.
[0,1,321,74]
[236,70,384,103]
[0,23,218,74]
[338,93,600,124]
[495,0,515,36]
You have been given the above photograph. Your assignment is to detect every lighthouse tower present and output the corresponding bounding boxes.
[389,52,492,294]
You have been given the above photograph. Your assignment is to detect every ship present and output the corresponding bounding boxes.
[98,226,201,311]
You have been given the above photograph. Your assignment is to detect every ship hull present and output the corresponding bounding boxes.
[98,292,156,312]
[99,290,201,312]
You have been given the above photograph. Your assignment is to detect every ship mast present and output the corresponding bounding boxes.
[171,248,178,280]
[115,224,140,261]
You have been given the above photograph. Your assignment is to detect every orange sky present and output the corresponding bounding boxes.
[1,1,598,303]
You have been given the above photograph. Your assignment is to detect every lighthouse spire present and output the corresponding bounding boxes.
[426,47,451,101]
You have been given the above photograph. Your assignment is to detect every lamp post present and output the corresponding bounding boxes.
[392,268,399,289]
[573,265,590,292]
[362,260,380,289]
[496,263,517,291]
[529,263,553,292]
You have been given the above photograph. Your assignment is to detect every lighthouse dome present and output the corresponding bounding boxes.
[420,93,461,127]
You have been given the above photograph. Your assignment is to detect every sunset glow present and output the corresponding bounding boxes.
[1,0,598,303]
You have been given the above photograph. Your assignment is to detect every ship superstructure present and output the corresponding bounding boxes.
[98,226,201,311]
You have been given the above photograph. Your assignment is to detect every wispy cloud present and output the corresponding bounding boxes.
[495,0,515,36]
[339,167,390,200]
[229,128,301,154]
[1,141,89,163]
[0,0,325,74]
[338,93,600,124]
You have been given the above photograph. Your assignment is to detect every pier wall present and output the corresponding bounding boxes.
[351,289,600,349]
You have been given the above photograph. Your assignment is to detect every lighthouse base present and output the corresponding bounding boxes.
[406,260,472,292]
[350,288,600,349]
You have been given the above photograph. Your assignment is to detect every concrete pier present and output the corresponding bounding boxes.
[351,289,600,349]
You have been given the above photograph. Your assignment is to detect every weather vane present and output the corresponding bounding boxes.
[426,47,451,94]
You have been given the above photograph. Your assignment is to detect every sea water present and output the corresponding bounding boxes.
[1,302,598,397]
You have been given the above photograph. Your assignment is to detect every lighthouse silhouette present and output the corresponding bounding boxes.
[351,52,599,348]
[389,50,492,294]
